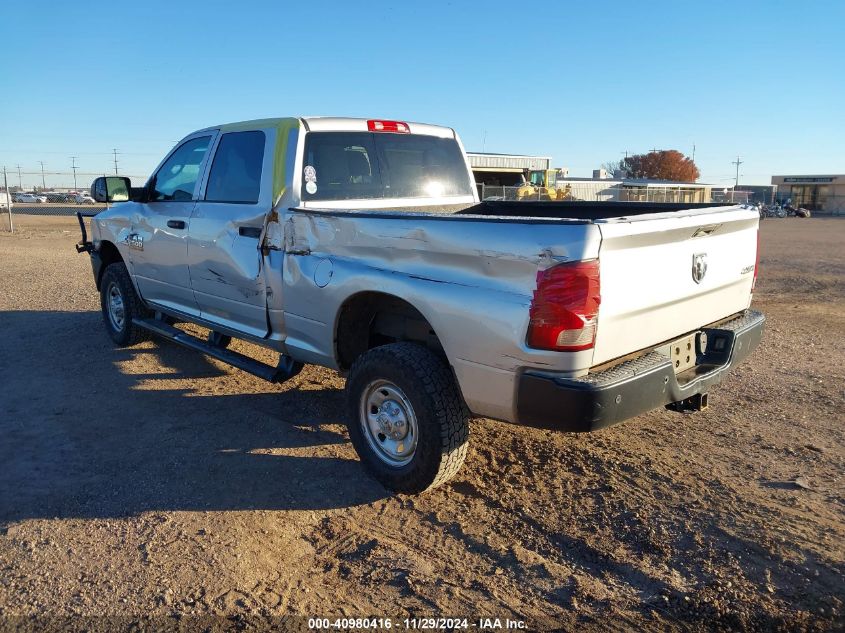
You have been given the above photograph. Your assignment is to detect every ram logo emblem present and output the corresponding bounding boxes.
[692,253,708,284]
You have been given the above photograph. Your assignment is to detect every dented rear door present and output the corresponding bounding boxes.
[187,128,275,337]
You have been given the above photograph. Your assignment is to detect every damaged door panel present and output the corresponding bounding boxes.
[187,128,276,337]
[188,205,269,336]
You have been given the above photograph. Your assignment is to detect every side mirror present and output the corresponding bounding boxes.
[91,176,131,203]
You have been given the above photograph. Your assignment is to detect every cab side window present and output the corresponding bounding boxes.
[150,136,212,202]
[205,131,265,204]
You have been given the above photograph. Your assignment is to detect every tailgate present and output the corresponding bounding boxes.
[592,206,758,366]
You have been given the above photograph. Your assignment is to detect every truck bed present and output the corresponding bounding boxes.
[458,200,737,221]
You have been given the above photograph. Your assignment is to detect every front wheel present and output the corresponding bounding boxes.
[99,262,150,346]
[345,343,470,494]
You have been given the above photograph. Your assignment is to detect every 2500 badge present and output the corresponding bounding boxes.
[126,233,143,251]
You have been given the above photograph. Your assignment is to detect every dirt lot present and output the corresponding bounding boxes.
[0,214,842,631]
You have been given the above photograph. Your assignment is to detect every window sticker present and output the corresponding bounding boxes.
[305,181,317,194]
[304,165,317,182]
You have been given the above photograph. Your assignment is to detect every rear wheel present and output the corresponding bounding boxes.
[99,262,150,346]
[345,343,469,493]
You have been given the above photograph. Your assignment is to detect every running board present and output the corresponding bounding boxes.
[132,318,303,383]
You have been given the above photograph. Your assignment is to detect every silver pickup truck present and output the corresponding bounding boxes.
[78,116,765,493]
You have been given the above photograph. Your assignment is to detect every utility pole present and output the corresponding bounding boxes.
[15,164,22,190]
[3,167,12,233]
[112,148,120,175]
[38,161,46,190]
[71,156,79,190]
[691,144,696,162]
[732,155,743,188]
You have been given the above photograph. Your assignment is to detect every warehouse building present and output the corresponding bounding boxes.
[466,152,551,186]
[771,174,845,214]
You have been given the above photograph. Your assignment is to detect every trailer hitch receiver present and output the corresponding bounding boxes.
[666,393,709,414]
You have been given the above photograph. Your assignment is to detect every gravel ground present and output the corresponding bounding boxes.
[0,215,843,632]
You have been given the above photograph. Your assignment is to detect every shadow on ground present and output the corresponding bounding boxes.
[0,310,387,522]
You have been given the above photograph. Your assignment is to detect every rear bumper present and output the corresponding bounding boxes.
[515,309,765,432]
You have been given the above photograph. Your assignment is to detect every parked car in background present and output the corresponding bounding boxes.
[15,193,47,203]
[74,193,96,204]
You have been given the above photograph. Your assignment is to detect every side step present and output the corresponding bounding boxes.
[133,317,302,383]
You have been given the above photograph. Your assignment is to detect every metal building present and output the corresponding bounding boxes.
[466,152,551,187]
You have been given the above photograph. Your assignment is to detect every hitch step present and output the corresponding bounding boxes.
[132,317,302,383]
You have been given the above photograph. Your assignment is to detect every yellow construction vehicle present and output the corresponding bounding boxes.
[516,168,573,201]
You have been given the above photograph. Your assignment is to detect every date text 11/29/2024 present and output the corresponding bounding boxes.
[307,617,526,630]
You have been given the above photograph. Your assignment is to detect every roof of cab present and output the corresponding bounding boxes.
[199,116,455,138]
[197,117,299,135]
[301,117,455,138]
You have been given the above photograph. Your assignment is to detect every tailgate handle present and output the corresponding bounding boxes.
[167,220,186,230]
[691,224,721,238]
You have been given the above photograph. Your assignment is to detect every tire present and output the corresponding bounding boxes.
[99,262,150,346]
[345,342,469,494]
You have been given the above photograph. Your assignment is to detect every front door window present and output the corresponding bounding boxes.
[151,136,212,202]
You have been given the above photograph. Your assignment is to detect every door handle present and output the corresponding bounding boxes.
[167,220,186,229]
[238,226,262,238]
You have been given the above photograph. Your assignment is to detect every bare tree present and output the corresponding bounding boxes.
[601,159,624,176]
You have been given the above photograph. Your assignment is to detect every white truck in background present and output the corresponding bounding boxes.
[78,116,765,493]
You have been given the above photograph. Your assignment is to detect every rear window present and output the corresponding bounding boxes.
[301,132,472,201]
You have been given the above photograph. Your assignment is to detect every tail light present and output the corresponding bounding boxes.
[367,120,410,133]
[527,260,601,351]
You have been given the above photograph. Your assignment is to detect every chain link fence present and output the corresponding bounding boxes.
[479,183,752,205]
[0,169,146,231]
[1,170,145,227]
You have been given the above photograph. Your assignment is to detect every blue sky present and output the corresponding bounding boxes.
[1,0,843,188]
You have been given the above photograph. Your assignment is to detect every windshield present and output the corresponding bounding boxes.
[301,132,472,201]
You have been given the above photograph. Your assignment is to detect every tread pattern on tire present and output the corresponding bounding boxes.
[100,262,150,346]
[346,342,470,493]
